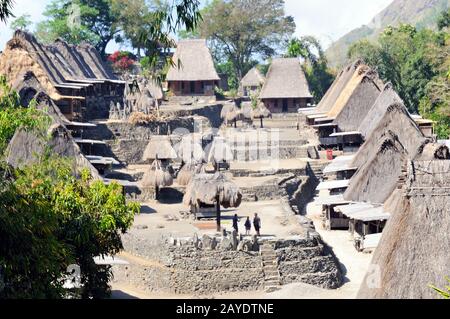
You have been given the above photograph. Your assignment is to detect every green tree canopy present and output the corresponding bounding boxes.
[286,36,335,102]
[10,14,32,31]
[195,0,295,83]
[348,13,450,139]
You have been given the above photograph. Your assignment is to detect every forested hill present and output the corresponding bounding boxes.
[326,0,450,68]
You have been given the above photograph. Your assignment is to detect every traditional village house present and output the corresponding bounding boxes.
[240,67,265,97]
[166,39,220,97]
[358,159,450,298]
[0,31,125,121]
[259,58,313,113]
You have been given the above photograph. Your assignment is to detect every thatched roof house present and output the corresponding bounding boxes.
[206,136,234,164]
[259,58,313,113]
[7,125,101,180]
[176,135,205,164]
[333,70,382,132]
[315,59,365,115]
[240,67,265,97]
[166,39,220,96]
[344,103,428,204]
[142,136,178,162]
[142,159,173,188]
[357,83,403,139]
[0,30,125,121]
[358,159,450,299]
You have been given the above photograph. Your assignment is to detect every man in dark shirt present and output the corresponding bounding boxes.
[253,213,261,236]
[232,214,239,233]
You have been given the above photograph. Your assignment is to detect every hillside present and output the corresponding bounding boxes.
[326,0,450,68]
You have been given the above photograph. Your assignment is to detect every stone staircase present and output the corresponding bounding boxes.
[260,242,282,292]
[309,161,326,181]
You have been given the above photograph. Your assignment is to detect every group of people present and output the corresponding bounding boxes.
[232,213,261,236]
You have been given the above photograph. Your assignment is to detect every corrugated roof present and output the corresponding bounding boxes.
[259,58,312,99]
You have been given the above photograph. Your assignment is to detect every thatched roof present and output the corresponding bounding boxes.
[358,160,450,299]
[220,103,241,123]
[252,103,271,119]
[206,136,234,163]
[176,135,205,164]
[240,67,265,88]
[142,136,178,161]
[351,103,425,169]
[183,172,242,208]
[259,58,312,100]
[6,125,101,180]
[0,31,119,101]
[240,102,253,119]
[176,162,205,186]
[142,159,173,188]
[344,103,428,204]
[333,71,382,132]
[326,65,372,119]
[316,59,364,114]
[166,39,220,82]
[358,83,403,139]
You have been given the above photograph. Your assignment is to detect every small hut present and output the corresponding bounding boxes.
[166,39,220,97]
[142,135,178,164]
[252,103,272,128]
[142,159,174,199]
[207,136,234,171]
[183,172,242,231]
[240,67,265,97]
[220,103,241,127]
[176,134,205,165]
[239,102,254,126]
[259,58,313,113]
[176,162,205,186]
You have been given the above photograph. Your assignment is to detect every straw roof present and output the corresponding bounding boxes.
[176,162,205,186]
[259,58,312,99]
[0,31,119,101]
[183,172,242,208]
[176,135,205,164]
[220,103,241,123]
[316,59,364,114]
[240,102,253,119]
[6,125,101,180]
[358,83,403,139]
[326,65,371,118]
[240,67,265,88]
[206,136,234,163]
[166,39,220,81]
[142,159,173,188]
[252,103,271,119]
[358,160,450,299]
[333,71,382,132]
[344,135,409,204]
[351,103,426,169]
[142,136,178,161]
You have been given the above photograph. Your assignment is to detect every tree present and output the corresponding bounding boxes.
[0,79,140,298]
[286,36,335,102]
[0,0,13,22]
[437,9,450,30]
[196,0,295,83]
[10,14,32,31]
[348,15,450,139]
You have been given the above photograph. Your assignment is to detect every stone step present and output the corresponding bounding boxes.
[264,278,281,284]
[261,254,277,260]
[263,266,278,272]
[264,271,280,278]
[263,260,277,266]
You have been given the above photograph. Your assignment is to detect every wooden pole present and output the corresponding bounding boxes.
[216,195,221,232]
[260,117,263,128]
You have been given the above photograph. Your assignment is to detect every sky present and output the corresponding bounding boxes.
[0,0,394,52]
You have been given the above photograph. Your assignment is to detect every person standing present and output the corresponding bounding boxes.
[232,214,239,233]
[244,217,251,235]
[253,213,261,236]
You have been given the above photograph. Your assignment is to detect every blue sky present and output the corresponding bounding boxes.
[0,0,393,52]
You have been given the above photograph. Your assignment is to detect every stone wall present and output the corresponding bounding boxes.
[117,232,343,295]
